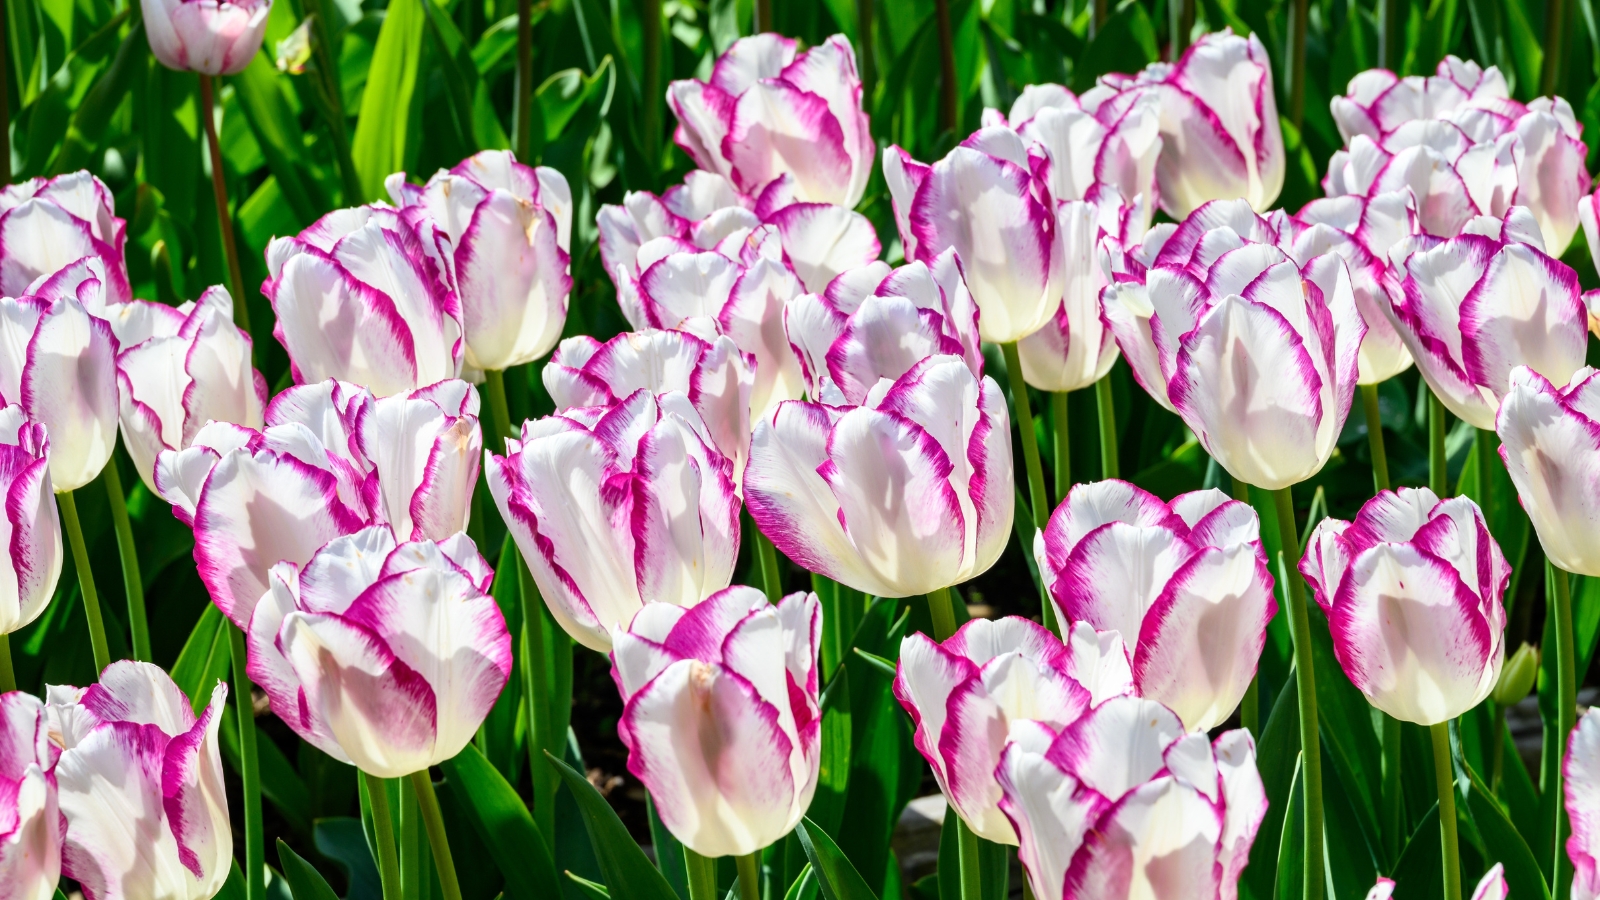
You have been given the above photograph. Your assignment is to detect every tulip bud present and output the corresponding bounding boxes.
[1301,488,1509,724]
[486,389,741,652]
[1034,480,1277,732]
[1492,643,1539,706]
[248,526,510,777]
[893,617,1091,844]
[0,407,62,635]
[744,355,1012,598]
[275,19,313,74]
[142,0,271,76]
[49,662,231,900]
[610,586,821,858]
[996,696,1267,900]
[1568,708,1600,900]
[115,286,267,492]
[1473,864,1507,900]
[1497,367,1600,576]
[0,692,60,900]
[1364,879,1396,900]
[667,34,874,208]
[388,152,573,372]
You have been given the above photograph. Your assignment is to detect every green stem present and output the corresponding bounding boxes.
[1360,383,1390,492]
[0,633,12,693]
[1167,0,1189,59]
[515,0,534,161]
[957,818,982,900]
[1476,428,1494,519]
[1542,0,1567,95]
[1240,675,1259,738]
[685,848,718,900]
[1231,475,1250,503]
[927,585,958,641]
[1490,704,1505,793]
[854,0,875,94]
[484,368,516,450]
[363,773,403,900]
[1270,486,1323,900]
[226,623,264,900]
[735,852,760,900]
[197,74,251,339]
[410,770,463,900]
[1094,375,1118,480]
[1287,0,1308,128]
[399,777,419,900]
[1001,343,1048,530]
[1430,722,1462,900]
[932,0,957,133]
[640,0,662,173]
[755,530,783,604]
[58,491,109,674]
[1382,713,1403,868]
[102,456,148,662]
[1051,391,1070,505]
[518,554,556,844]
[1553,562,1576,894]
[1429,392,1447,496]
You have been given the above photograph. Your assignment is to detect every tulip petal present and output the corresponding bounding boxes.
[1567,709,1600,900]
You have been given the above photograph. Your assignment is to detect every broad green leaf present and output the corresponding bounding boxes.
[797,819,879,900]
[1309,609,1384,862]
[547,751,678,900]
[421,0,483,152]
[229,54,320,225]
[313,818,382,900]
[277,839,339,900]
[440,743,561,900]
[937,804,958,900]
[808,666,852,839]
[170,603,231,716]
[220,705,313,836]
[567,872,612,900]
[1242,668,1299,900]
[784,866,819,900]
[1071,2,1158,91]
[51,17,144,175]
[851,647,896,679]
[646,795,689,900]
[351,0,426,200]
[1271,755,1304,900]
[1464,764,1551,900]
[1392,804,1445,900]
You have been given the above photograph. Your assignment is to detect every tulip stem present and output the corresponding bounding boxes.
[1360,384,1390,493]
[1240,675,1258,737]
[735,852,760,900]
[101,456,148,662]
[57,490,109,675]
[927,585,958,641]
[410,770,463,900]
[484,368,516,449]
[227,622,265,900]
[1094,375,1118,480]
[1475,428,1494,521]
[363,773,403,900]
[1270,486,1323,900]
[1001,343,1049,530]
[518,555,558,845]
[932,0,958,134]
[515,0,534,161]
[1051,391,1069,504]
[197,74,252,340]
[1553,562,1577,893]
[1490,703,1505,793]
[1429,393,1447,496]
[957,818,983,900]
[684,848,719,900]
[1382,713,1403,867]
[1430,722,1462,900]
[755,531,784,604]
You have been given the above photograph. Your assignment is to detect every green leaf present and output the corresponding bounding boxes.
[1463,764,1551,900]
[784,866,819,900]
[229,54,321,225]
[546,750,678,900]
[538,59,614,146]
[1272,755,1305,900]
[51,17,144,175]
[646,795,689,900]
[808,666,852,839]
[851,647,896,679]
[1071,2,1158,91]
[440,743,561,900]
[170,604,231,716]
[567,872,613,900]
[220,705,312,836]
[350,0,426,200]
[796,818,879,900]
[277,839,339,900]
[421,0,482,152]
[313,818,381,900]
[1241,668,1299,900]
[1392,804,1446,900]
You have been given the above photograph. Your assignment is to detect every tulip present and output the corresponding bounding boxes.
[1365,879,1395,900]
[610,585,820,858]
[1323,126,1520,241]
[1393,232,1585,430]
[156,378,481,628]
[1472,865,1506,900]
[1034,480,1276,732]
[0,406,62,635]
[598,171,760,286]
[0,172,131,307]
[995,696,1267,900]
[884,136,1064,344]
[387,151,573,372]
[1097,222,1181,410]
[0,282,119,493]
[744,354,1012,598]
[1330,59,1589,254]
[1094,29,1285,218]
[893,616,1091,844]
[1300,487,1508,724]
[543,330,754,475]
[247,525,511,777]
[141,0,270,75]
[115,286,266,492]
[784,250,980,405]
[486,388,740,652]
[1496,366,1600,575]
[1140,199,1366,489]
[0,692,60,900]
[667,34,873,208]
[264,204,464,397]
[1568,708,1600,900]
[48,661,230,900]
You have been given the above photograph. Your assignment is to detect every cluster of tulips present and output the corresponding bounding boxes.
[8,6,1600,900]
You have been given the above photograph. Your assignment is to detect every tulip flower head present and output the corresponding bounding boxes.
[610,586,820,858]
[1497,366,1600,576]
[543,330,754,476]
[1301,488,1508,724]
[115,286,267,491]
[598,171,761,285]
[248,525,509,777]
[157,378,481,628]
[1568,708,1600,900]
[142,0,271,75]
[48,662,230,900]
[486,389,740,651]
[1094,29,1285,218]
[0,406,61,636]
[0,692,60,900]
[0,173,131,307]
[894,616,1092,844]
[784,251,981,405]
[265,204,464,397]
[1035,480,1277,732]
[996,696,1267,900]
[388,152,572,372]
[744,354,1012,598]
[668,34,874,208]
[1393,231,1585,429]
[1133,199,1367,489]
